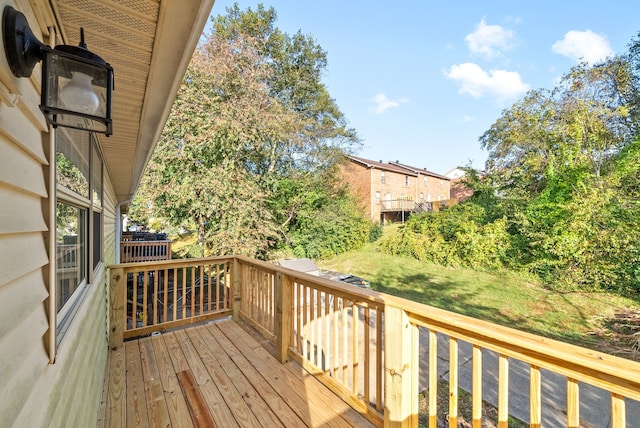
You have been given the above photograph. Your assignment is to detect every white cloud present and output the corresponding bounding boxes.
[370,93,409,115]
[465,18,516,60]
[551,30,613,64]
[445,62,530,101]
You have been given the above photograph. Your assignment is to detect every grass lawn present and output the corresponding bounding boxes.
[318,227,640,355]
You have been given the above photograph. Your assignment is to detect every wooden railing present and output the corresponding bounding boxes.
[236,257,385,423]
[119,240,172,263]
[56,243,78,269]
[109,257,234,344]
[109,256,640,427]
[379,199,457,213]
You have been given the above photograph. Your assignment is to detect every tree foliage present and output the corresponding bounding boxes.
[130,4,369,260]
[383,52,640,294]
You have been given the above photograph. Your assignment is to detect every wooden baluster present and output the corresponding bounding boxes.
[352,305,359,395]
[364,306,371,405]
[429,330,438,428]
[567,378,579,428]
[611,393,625,428]
[530,365,541,428]
[449,337,458,427]
[498,354,509,428]
[376,308,384,412]
[472,345,482,428]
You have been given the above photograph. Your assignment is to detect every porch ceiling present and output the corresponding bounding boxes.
[52,0,215,204]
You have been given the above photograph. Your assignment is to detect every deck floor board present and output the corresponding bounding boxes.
[101,319,375,427]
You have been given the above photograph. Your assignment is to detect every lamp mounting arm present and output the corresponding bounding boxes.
[3,6,46,78]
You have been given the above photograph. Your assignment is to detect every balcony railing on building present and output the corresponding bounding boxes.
[120,231,172,263]
[108,255,640,427]
[380,198,457,213]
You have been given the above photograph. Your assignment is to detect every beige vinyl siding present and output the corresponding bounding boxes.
[0,2,113,426]
[0,29,51,420]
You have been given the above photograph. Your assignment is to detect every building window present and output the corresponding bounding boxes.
[381,171,386,184]
[55,128,103,343]
[405,176,409,186]
[56,202,86,313]
[375,191,381,204]
[420,193,424,200]
[427,194,431,202]
[424,176,427,185]
[440,179,444,189]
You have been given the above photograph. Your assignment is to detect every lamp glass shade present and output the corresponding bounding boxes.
[40,47,113,135]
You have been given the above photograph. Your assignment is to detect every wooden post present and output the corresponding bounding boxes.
[384,305,418,427]
[109,267,125,348]
[232,258,242,320]
[275,271,293,363]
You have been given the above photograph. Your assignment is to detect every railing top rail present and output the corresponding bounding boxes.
[108,255,234,271]
[381,293,640,400]
[120,240,172,243]
[235,255,386,307]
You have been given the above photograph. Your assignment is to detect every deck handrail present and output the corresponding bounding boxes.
[109,256,640,427]
[119,239,172,263]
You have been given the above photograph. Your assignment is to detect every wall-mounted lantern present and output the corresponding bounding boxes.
[3,6,113,135]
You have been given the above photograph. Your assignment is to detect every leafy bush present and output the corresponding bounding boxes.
[381,203,510,270]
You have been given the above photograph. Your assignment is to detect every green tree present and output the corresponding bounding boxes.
[132,4,365,259]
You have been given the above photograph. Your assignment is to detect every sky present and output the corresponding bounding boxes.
[205,1,640,175]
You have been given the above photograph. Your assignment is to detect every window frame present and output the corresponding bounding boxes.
[53,128,104,349]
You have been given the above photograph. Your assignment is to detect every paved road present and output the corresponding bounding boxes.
[416,328,640,427]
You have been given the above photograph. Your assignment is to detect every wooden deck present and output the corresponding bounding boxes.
[98,318,376,427]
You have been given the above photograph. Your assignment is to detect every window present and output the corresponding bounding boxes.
[440,179,444,189]
[55,128,103,343]
[381,171,386,184]
[420,193,424,200]
[405,176,409,186]
[424,176,427,185]
[375,191,381,204]
[56,202,86,313]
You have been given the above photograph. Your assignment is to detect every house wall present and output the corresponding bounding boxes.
[416,173,450,202]
[340,160,374,218]
[0,1,112,426]
[341,158,453,222]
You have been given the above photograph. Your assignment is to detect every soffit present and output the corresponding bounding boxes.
[52,0,215,204]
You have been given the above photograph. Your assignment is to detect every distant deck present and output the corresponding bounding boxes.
[98,319,375,427]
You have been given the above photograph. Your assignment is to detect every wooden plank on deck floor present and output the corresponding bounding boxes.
[139,337,171,427]
[200,323,304,427]
[218,320,369,428]
[167,330,239,428]
[150,334,194,428]
[145,379,172,428]
[183,327,263,428]
[107,346,126,428]
[191,325,289,428]
[176,369,216,428]
[284,359,380,428]
[97,346,112,428]
[125,341,150,427]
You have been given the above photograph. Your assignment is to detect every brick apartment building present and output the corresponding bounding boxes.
[341,156,452,223]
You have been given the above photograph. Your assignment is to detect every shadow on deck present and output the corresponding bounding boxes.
[98,318,375,427]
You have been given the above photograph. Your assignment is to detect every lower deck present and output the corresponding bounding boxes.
[98,318,376,427]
